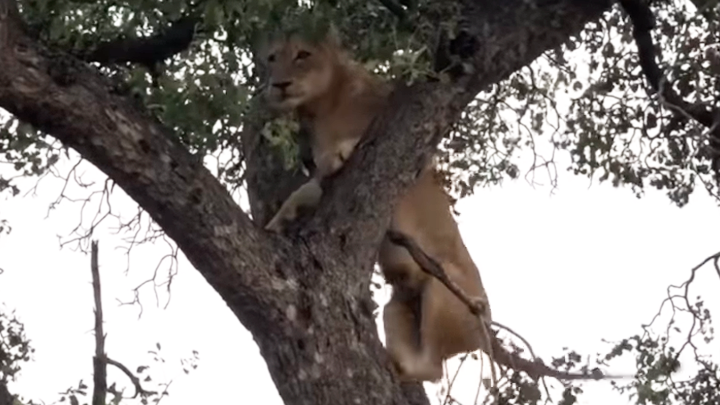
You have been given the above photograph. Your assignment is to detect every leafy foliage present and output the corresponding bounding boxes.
[0,306,33,385]
[4,0,720,203]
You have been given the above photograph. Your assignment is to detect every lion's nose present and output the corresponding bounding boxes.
[272,81,291,91]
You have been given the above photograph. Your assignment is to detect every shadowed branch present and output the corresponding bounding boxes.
[79,15,201,67]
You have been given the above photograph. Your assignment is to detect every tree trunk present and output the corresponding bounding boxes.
[0,380,12,405]
[0,1,613,404]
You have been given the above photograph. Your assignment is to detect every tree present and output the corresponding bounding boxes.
[0,0,717,404]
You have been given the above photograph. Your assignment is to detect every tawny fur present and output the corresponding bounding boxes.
[260,31,493,383]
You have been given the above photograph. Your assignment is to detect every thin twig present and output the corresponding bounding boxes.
[105,357,156,398]
[88,240,156,401]
[489,320,551,399]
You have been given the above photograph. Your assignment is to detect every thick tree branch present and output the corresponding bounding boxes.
[79,15,200,67]
[0,3,419,405]
[618,0,720,175]
[0,0,296,341]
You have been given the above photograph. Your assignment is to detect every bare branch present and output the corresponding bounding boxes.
[642,250,720,364]
[387,230,630,384]
[91,240,107,405]
[105,357,155,398]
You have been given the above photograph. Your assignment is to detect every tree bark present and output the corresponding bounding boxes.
[0,1,613,404]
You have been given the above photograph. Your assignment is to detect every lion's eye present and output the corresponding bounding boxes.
[295,50,311,60]
[267,54,276,63]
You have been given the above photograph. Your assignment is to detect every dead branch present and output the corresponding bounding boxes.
[386,230,630,387]
[105,357,155,398]
[386,230,487,316]
[88,240,156,401]
[91,240,107,405]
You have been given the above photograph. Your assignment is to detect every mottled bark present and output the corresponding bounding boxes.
[0,1,613,405]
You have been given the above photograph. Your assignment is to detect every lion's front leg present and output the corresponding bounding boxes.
[264,178,323,232]
[265,138,359,233]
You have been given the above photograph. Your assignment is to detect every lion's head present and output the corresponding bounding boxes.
[261,30,346,111]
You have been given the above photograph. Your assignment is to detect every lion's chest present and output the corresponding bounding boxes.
[309,110,371,163]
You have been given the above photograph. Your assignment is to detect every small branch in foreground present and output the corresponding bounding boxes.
[642,250,720,364]
[386,230,631,384]
[91,240,107,405]
[386,230,486,316]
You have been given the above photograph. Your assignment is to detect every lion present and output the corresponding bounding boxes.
[258,27,622,384]
[259,28,492,382]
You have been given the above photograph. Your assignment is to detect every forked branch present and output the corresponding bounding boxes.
[89,241,155,401]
